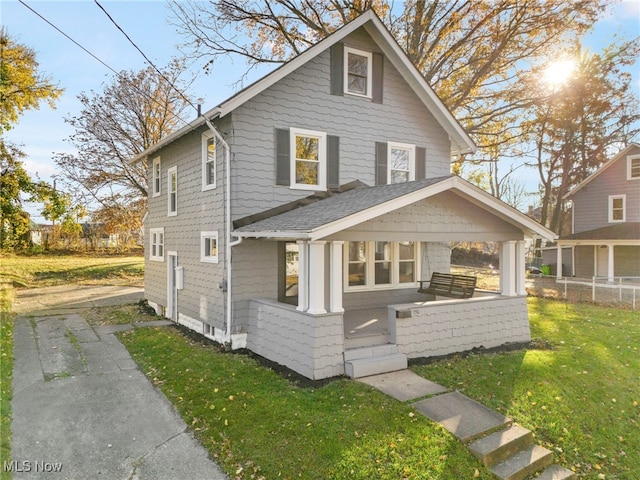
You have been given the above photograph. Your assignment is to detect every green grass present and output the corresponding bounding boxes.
[118,327,493,480]
[0,254,144,288]
[0,284,14,480]
[412,298,640,479]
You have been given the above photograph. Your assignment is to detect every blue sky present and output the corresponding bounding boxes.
[3,0,639,221]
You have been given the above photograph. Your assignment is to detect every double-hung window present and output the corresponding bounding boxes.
[149,228,164,261]
[388,142,415,184]
[168,166,177,216]
[344,47,372,98]
[290,128,326,190]
[152,157,161,197]
[628,155,640,180]
[609,195,625,223]
[200,231,219,263]
[345,241,419,290]
[202,132,216,190]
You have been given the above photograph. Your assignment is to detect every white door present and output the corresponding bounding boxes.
[167,251,178,321]
[596,246,608,278]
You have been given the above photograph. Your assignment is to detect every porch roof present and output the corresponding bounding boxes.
[234,176,556,242]
[558,223,640,245]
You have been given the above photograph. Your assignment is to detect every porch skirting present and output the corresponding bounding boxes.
[246,299,345,380]
[389,295,531,359]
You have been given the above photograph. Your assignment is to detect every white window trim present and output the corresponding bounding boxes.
[608,194,626,223]
[387,142,416,184]
[343,241,420,292]
[290,127,327,191]
[202,132,216,191]
[344,46,373,98]
[167,166,177,217]
[149,227,165,262]
[200,231,219,263]
[627,154,640,180]
[152,156,161,197]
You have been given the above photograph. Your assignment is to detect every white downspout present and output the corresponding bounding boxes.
[203,117,242,342]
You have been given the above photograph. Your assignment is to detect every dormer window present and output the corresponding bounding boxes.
[344,47,372,98]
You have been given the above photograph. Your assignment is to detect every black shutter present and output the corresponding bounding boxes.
[372,52,384,104]
[327,135,340,189]
[415,146,426,180]
[276,128,290,186]
[375,142,387,185]
[330,43,344,96]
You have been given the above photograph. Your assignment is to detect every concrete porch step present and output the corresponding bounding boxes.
[344,331,390,350]
[344,343,399,361]
[344,345,407,378]
[536,464,577,480]
[490,444,554,480]
[468,424,533,468]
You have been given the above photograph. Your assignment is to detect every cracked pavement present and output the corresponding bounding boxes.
[10,287,227,480]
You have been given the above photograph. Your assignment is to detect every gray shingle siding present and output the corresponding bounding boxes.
[572,145,640,233]
[228,27,452,220]
[144,124,227,330]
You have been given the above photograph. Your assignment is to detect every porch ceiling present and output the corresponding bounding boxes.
[234,176,556,242]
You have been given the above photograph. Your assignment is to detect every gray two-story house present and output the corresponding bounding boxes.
[556,143,640,281]
[132,11,554,380]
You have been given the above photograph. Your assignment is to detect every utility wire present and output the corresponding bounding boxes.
[18,0,119,76]
[18,0,202,142]
[93,0,200,115]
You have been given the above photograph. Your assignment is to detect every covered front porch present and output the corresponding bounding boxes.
[235,177,556,380]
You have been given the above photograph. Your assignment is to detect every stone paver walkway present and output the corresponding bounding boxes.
[358,369,575,480]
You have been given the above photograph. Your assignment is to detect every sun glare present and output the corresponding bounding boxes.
[542,59,576,89]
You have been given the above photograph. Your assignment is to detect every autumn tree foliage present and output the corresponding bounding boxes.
[170,0,608,154]
[525,39,640,235]
[0,29,67,250]
[54,60,196,233]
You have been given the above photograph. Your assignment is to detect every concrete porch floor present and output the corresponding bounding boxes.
[343,307,391,348]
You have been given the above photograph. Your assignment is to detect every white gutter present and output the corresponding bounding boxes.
[202,116,242,341]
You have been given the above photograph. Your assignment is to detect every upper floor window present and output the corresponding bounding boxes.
[200,231,219,263]
[290,127,326,191]
[168,166,177,216]
[202,132,216,190]
[628,155,640,180]
[388,142,416,184]
[609,195,625,223]
[152,157,161,197]
[344,47,372,98]
[149,228,164,261]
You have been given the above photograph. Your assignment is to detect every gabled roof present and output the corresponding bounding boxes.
[130,10,476,164]
[234,176,556,241]
[563,143,640,199]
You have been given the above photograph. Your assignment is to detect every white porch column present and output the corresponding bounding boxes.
[307,241,327,314]
[329,241,344,313]
[296,240,308,312]
[607,244,615,283]
[516,240,527,296]
[501,241,517,296]
[556,243,563,280]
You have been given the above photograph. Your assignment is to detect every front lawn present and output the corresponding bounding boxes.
[119,299,639,480]
[412,298,640,479]
[0,284,14,480]
[0,254,144,288]
[119,327,493,480]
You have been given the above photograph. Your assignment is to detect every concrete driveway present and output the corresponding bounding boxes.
[10,285,228,480]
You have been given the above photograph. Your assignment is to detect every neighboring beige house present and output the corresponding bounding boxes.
[556,143,640,282]
[131,11,555,380]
